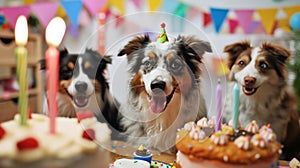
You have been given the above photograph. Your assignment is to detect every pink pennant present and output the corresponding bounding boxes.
[131,0,141,8]
[186,7,200,20]
[228,19,238,34]
[83,0,107,16]
[235,9,254,34]
[30,2,59,28]
[79,8,90,26]
[251,21,265,34]
[0,6,31,30]
[67,24,79,38]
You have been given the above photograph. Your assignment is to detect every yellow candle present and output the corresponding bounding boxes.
[15,15,29,126]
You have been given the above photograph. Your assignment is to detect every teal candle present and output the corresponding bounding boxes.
[232,83,240,130]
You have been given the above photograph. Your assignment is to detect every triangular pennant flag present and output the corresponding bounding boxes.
[257,8,278,34]
[235,9,254,34]
[61,0,83,27]
[24,0,35,4]
[83,0,107,16]
[203,12,212,27]
[67,24,79,37]
[251,21,265,34]
[109,0,125,15]
[277,18,291,32]
[283,6,300,21]
[131,0,141,9]
[0,6,31,30]
[174,3,189,18]
[228,18,238,34]
[147,0,162,12]
[163,0,179,13]
[30,2,59,28]
[56,5,66,17]
[186,7,200,20]
[210,8,229,33]
[79,8,90,26]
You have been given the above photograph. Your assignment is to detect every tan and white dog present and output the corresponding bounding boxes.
[117,35,211,152]
[223,41,300,159]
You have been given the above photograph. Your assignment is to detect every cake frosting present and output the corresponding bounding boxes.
[0,112,111,167]
[176,118,281,168]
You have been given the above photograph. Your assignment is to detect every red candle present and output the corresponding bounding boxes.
[45,17,66,134]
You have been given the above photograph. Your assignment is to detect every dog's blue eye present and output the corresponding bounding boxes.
[238,61,245,66]
[260,62,268,69]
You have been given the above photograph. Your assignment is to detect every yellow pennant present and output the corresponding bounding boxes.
[283,6,300,21]
[277,18,291,32]
[109,0,125,15]
[56,5,66,18]
[23,0,35,4]
[257,8,278,34]
[148,0,162,12]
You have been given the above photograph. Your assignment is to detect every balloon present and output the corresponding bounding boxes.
[290,12,300,31]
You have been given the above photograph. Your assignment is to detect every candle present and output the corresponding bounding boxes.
[232,83,240,130]
[15,15,28,126]
[215,79,222,132]
[45,17,66,134]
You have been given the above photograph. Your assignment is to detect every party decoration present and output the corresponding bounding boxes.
[61,0,82,27]
[30,2,59,28]
[109,0,125,15]
[56,5,66,18]
[79,8,91,26]
[131,0,141,9]
[67,24,79,37]
[235,9,255,34]
[290,12,300,31]
[15,15,29,126]
[174,3,189,18]
[210,8,229,33]
[0,6,31,30]
[186,7,200,20]
[163,0,179,14]
[83,0,107,16]
[257,8,278,34]
[228,19,239,34]
[203,12,212,28]
[23,0,35,5]
[45,17,66,134]
[283,6,300,21]
[157,22,168,43]
[147,0,162,12]
[232,83,240,130]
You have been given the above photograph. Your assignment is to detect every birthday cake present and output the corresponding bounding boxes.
[176,117,282,168]
[0,112,111,168]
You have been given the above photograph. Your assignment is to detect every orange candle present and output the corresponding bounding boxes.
[45,17,66,134]
[15,15,28,126]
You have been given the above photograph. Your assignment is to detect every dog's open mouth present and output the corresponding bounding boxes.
[148,87,177,114]
[74,94,91,107]
[242,86,257,96]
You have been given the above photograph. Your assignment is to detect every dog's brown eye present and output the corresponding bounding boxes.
[238,61,245,66]
[259,62,268,69]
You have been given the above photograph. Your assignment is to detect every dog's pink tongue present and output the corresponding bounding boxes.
[150,94,166,114]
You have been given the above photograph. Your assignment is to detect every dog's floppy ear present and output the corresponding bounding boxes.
[261,42,291,64]
[224,41,251,69]
[117,34,151,61]
[175,35,212,62]
[40,48,69,70]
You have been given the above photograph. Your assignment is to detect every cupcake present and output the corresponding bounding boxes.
[133,145,152,163]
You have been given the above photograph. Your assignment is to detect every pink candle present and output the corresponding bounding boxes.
[45,17,66,134]
[215,79,222,131]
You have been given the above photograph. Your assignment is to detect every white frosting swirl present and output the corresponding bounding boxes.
[210,132,228,145]
[245,120,259,134]
[184,122,196,131]
[251,134,267,148]
[234,136,251,150]
[259,125,276,142]
[189,127,206,140]
[197,117,208,127]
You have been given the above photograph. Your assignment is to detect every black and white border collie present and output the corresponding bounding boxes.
[117,35,211,152]
[42,48,121,133]
[223,41,300,159]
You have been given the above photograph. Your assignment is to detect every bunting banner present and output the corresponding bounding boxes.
[147,0,162,12]
[163,0,179,14]
[203,12,212,28]
[235,9,254,34]
[67,24,79,37]
[250,20,265,34]
[174,3,189,18]
[283,6,300,21]
[257,8,278,34]
[109,0,125,15]
[210,8,229,33]
[83,0,107,16]
[131,0,141,9]
[56,5,66,18]
[228,18,238,34]
[24,0,35,5]
[186,7,200,20]
[79,8,91,26]
[61,0,83,27]
[0,5,31,29]
[30,2,59,28]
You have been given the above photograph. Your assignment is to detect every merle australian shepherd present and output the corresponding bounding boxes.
[222,41,300,160]
[117,35,211,152]
[41,48,121,135]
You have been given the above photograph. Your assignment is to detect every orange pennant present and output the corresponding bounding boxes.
[283,6,300,21]
[257,8,278,34]
[148,0,162,12]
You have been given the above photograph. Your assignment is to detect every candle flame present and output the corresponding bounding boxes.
[45,17,66,47]
[15,15,28,46]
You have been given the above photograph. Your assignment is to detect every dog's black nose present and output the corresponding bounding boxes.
[151,80,166,92]
[75,81,88,93]
[244,76,256,85]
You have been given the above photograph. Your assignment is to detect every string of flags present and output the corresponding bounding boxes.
[0,0,299,36]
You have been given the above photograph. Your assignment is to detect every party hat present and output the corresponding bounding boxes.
[157,22,169,43]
